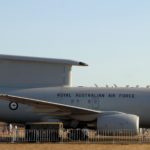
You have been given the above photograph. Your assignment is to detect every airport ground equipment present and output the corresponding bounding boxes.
[25,122,63,142]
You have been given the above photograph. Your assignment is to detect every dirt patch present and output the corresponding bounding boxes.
[0,144,150,150]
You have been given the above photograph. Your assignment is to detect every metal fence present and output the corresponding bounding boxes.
[0,128,150,144]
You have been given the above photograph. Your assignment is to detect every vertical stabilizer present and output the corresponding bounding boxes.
[0,55,87,88]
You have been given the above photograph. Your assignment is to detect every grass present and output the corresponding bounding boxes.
[0,144,150,150]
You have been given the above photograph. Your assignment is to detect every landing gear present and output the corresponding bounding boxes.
[68,129,88,141]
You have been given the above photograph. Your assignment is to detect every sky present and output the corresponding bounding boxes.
[0,0,150,87]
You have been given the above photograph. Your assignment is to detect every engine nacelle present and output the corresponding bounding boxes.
[97,113,139,134]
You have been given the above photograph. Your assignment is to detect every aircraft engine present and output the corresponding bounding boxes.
[97,113,139,134]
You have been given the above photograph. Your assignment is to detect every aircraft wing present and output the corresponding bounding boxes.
[0,94,100,120]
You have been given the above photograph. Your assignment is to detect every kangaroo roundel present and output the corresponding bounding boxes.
[9,102,18,110]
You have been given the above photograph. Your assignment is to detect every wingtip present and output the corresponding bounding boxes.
[79,62,88,66]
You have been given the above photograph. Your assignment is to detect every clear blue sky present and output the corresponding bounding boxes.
[0,0,150,87]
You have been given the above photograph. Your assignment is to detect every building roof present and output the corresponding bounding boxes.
[0,54,88,66]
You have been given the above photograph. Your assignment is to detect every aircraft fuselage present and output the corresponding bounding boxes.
[0,87,150,127]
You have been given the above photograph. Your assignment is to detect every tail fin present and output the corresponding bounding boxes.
[0,55,87,88]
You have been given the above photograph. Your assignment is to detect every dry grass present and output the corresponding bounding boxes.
[0,144,150,150]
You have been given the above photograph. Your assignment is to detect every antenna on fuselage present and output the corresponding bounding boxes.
[113,84,117,88]
[94,84,98,87]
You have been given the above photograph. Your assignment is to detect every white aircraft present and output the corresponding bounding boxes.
[0,55,149,133]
